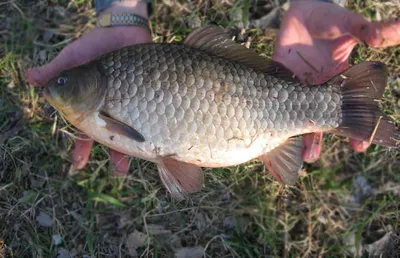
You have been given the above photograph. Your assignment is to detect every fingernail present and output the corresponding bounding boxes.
[351,140,369,153]
[68,164,80,176]
[307,134,321,163]
[358,141,370,152]
[27,69,40,86]
[307,152,315,162]
[72,155,85,170]
[306,149,318,163]
[311,133,321,149]
[303,147,314,163]
[111,164,126,177]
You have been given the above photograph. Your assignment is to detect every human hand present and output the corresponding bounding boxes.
[27,1,152,175]
[272,0,400,163]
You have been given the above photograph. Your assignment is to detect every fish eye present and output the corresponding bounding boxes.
[57,76,68,85]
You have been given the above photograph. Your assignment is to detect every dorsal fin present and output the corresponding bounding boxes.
[184,25,298,82]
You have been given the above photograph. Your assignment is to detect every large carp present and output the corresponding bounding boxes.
[43,26,399,198]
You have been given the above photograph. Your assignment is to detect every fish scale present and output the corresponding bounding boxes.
[100,43,341,166]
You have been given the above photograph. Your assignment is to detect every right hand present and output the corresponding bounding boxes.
[27,1,152,175]
[272,0,400,163]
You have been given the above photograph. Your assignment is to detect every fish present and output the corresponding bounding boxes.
[43,25,399,199]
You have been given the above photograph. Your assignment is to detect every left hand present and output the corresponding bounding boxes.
[27,1,152,176]
[272,0,400,163]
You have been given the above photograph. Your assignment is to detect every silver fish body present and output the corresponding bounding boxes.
[43,25,398,197]
[97,43,341,167]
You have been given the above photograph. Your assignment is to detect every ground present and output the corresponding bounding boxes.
[0,0,399,257]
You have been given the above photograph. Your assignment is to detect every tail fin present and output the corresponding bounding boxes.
[329,61,399,147]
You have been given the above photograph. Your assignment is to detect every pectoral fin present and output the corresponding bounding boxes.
[260,136,304,185]
[98,112,145,142]
[157,157,204,200]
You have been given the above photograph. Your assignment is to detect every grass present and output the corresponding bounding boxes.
[0,0,399,257]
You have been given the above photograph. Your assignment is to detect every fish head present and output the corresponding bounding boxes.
[43,62,105,119]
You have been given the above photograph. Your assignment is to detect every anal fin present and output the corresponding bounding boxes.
[259,136,304,185]
[157,157,204,200]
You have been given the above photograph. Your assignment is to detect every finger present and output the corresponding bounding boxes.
[301,1,400,48]
[313,35,357,81]
[295,1,366,40]
[27,27,152,86]
[71,132,93,170]
[27,33,96,86]
[331,35,358,64]
[302,132,323,163]
[351,20,400,48]
[349,139,370,153]
[110,149,130,176]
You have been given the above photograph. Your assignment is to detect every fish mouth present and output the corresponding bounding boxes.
[42,86,51,99]
[42,86,63,111]
[42,86,55,106]
[42,86,82,122]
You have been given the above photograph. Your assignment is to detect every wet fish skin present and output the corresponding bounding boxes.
[43,25,398,198]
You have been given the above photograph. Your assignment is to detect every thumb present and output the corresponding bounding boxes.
[27,62,63,87]
[27,27,153,87]
[350,20,400,48]
[301,0,400,48]
[26,28,116,87]
[26,29,107,86]
[26,41,85,87]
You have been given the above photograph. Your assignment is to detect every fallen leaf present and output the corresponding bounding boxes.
[30,178,45,189]
[36,211,53,227]
[52,234,62,246]
[69,211,84,225]
[117,212,134,229]
[175,246,205,258]
[57,248,72,258]
[145,224,173,245]
[0,115,23,144]
[195,212,208,232]
[187,15,201,29]
[169,234,182,250]
[344,232,362,257]
[7,80,14,88]
[125,230,147,257]
[43,30,54,42]
[223,216,237,229]
[350,176,373,206]
[146,224,171,235]
[363,231,400,258]
[39,50,47,62]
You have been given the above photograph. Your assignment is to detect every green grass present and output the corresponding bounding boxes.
[1,0,399,257]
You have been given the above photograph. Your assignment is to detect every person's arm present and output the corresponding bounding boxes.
[95,0,150,15]
[95,0,150,26]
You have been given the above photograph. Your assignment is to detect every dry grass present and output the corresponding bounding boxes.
[0,0,399,257]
